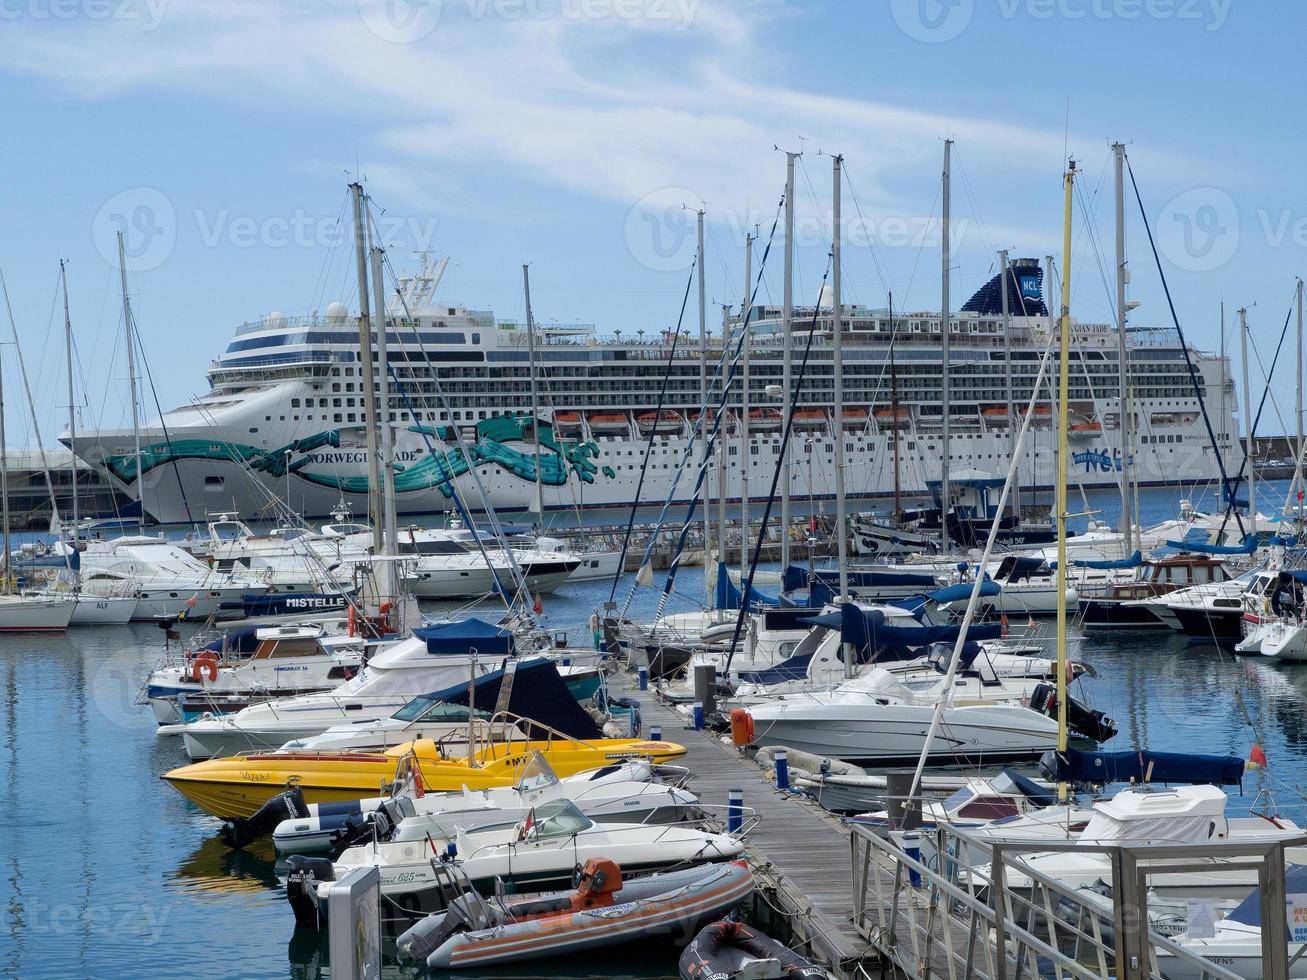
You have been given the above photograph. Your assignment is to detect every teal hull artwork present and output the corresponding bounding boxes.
[102,416,604,499]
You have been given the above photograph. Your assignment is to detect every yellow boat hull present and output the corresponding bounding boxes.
[161,738,687,819]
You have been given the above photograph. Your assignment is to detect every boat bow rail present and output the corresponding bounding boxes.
[850,819,1307,979]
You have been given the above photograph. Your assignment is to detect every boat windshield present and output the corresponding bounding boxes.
[513,751,561,793]
[520,800,591,840]
[391,695,489,724]
[941,786,976,814]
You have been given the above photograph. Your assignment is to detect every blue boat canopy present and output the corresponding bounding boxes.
[197,625,263,656]
[835,603,1001,658]
[1050,551,1142,570]
[415,618,515,656]
[1164,537,1256,556]
[715,563,779,610]
[415,657,598,739]
[1225,865,1307,927]
[923,580,1001,604]
[1040,748,1246,787]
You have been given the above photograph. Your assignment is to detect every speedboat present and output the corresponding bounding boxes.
[286,798,743,920]
[739,668,1069,766]
[146,624,365,725]
[266,754,680,854]
[400,859,753,971]
[161,732,688,819]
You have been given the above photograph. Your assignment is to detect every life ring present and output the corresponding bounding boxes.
[191,651,218,683]
[379,601,394,631]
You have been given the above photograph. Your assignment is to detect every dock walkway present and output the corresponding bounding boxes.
[620,678,876,978]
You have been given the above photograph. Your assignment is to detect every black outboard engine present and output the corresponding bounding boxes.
[1031,683,1118,743]
[219,786,308,850]
[285,855,335,930]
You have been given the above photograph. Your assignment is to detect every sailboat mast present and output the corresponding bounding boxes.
[740,235,753,571]
[1296,279,1304,527]
[369,243,398,570]
[940,139,953,554]
[0,316,8,579]
[349,183,384,555]
[781,152,797,570]
[1112,142,1134,552]
[697,210,711,600]
[891,345,902,520]
[1240,306,1256,538]
[1056,159,1077,802]
[116,232,143,532]
[832,154,848,610]
[522,265,545,531]
[1000,250,1017,522]
[61,261,78,536]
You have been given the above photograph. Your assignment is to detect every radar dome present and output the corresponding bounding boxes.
[326,301,348,323]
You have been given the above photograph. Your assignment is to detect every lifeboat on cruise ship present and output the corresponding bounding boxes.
[982,405,1010,423]
[873,406,910,427]
[747,408,782,429]
[1021,405,1053,419]
[637,410,683,434]
[792,408,826,428]
[1069,420,1104,440]
[841,406,869,428]
[586,412,630,433]
[554,411,583,432]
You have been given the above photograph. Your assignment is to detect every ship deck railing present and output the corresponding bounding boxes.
[850,818,1305,979]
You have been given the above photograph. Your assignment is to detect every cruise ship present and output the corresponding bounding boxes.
[68,257,1239,525]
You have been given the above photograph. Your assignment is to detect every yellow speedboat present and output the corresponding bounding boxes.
[162,734,686,819]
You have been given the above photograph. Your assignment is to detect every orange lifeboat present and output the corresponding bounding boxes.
[793,408,826,428]
[637,410,682,433]
[873,406,910,427]
[586,412,629,432]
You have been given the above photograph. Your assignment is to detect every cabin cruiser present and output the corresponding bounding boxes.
[203,516,362,594]
[982,785,1305,897]
[1237,570,1307,657]
[66,535,267,620]
[1079,554,1232,631]
[177,619,510,760]
[146,624,366,725]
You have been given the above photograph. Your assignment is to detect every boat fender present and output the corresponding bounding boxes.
[219,785,308,849]
[285,855,334,931]
[347,605,357,637]
[190,651,219,683]
[729,708,755,747]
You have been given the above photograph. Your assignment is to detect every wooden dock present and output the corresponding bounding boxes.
[619,678,878,979]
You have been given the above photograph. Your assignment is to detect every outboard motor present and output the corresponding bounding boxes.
[1030,683,1118,743]
[285,855,335,930]
[396,891,495,963]
[219,786,308,849]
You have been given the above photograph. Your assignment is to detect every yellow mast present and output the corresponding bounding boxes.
[1056,159,1076,801]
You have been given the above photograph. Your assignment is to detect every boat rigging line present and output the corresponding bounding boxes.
[722,252,834,673]
[606,260,697,604]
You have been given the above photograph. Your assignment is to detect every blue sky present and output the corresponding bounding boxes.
[0,0,1301,446]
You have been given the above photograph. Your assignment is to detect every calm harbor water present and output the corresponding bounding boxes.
[3,481,1305,978]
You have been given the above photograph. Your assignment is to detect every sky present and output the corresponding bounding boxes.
[0,0,1302,447]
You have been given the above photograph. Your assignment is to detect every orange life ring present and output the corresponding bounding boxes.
[191,651,218,683]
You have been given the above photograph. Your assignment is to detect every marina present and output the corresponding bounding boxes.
[11,7,1307,978]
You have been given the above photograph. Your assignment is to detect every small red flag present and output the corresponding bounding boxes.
[1250,744,1268,769]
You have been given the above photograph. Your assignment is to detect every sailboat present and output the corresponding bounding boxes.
[0,268,75,632]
